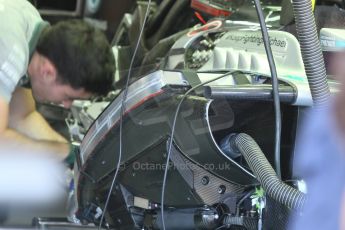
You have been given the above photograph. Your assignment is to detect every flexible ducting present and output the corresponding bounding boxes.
[229,133,306,210]
[292,0,330,106]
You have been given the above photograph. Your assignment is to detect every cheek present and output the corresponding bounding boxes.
[44,87,63,102]
[31,83,45,102]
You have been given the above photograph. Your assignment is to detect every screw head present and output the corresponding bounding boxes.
[201,176,209,185]
[218,185,226,194]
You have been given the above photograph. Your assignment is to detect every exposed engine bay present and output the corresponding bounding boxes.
[33,0,344,229]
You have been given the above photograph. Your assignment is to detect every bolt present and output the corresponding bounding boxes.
[201,176,209,185]
[218,185,226,194]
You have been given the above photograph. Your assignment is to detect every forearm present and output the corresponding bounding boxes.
[5,88,69,159]
[0,128,69,160]
[11,110,68,143]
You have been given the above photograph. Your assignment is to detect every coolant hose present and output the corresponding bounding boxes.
[292,0,330,105]
[229,133,306,210]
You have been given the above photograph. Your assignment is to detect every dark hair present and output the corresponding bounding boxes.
[36,20,115,95]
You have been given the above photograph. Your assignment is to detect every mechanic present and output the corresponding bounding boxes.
[290,30,345,229]
[0,0,115,160]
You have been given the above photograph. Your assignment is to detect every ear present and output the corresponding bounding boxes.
[41,57,58,84]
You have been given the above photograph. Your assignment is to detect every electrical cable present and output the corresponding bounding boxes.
[236,190,255,215]
[97,1,152,229]
[252,0,282,178]
[160,70,243,230]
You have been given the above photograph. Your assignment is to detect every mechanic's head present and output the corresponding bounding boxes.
[28,20,115,108]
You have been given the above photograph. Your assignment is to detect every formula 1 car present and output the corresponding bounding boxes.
[56,0,342,229]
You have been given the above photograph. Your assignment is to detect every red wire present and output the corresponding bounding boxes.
[194,11,207,24]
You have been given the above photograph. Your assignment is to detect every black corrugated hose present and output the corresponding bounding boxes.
[292,0,331,106]
[229,133,306,210]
